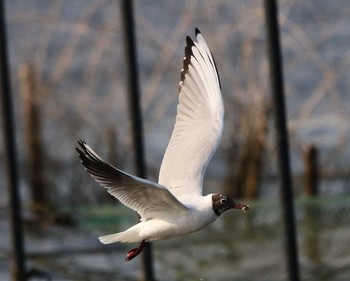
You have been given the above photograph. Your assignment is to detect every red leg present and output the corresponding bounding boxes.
[125,240,146,261]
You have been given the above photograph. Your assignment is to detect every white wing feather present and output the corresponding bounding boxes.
[158,29,224,201]
[77,140,188,221]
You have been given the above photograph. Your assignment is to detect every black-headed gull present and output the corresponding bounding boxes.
[76,28,249,261]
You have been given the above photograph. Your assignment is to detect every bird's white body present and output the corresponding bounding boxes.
[100,195,216,243]
[77,29,247,258]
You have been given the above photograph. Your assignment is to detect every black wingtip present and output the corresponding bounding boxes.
[77,138,86,148]
[181,36,195,84]
[76,139,86,162]
[76,139,95,166]
[76,139,105,173]
[76,139,86,153]
[194,28,222,90]
[180,29,202,87]
[181,28,222,90]
[195,28,201,36]
[186,35,194,48]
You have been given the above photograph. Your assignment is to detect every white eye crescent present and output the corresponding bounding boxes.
[220,198,227,204]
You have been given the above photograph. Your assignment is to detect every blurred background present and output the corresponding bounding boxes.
[1,0,350,280]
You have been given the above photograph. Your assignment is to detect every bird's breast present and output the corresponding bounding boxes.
[175,208,217,234]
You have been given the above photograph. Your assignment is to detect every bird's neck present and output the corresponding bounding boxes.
[183,194,214,213]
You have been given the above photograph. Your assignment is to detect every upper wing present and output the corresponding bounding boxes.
[158,28,224,201]
[76,140,188,221]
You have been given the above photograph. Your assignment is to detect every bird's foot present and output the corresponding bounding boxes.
[125,240,146,261]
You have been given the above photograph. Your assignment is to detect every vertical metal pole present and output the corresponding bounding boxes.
[264,1,300,281]
[0,1,26,281]
[120,1,155,280]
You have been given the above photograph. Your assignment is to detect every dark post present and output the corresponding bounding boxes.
[304,144,319,196]
[19,64,47,217]
[303,144,320,264]
[0,1,26,280]
[264,1,300,281]
[120,0,155,280]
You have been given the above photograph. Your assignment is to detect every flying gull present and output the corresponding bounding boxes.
[76,28,249,261]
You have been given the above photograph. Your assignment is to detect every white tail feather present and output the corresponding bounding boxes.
[99,228,142,244]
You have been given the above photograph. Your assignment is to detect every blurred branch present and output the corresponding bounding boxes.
[33,0,63,79]
[141,0,199,117]
[50,0,107,84]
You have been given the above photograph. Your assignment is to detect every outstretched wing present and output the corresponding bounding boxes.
[159,28,224,201]
[77,140,188,221]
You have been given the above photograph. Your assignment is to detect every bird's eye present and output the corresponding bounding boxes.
[220,198,227,204]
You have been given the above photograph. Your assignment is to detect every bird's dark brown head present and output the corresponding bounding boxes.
[212,193,249,216]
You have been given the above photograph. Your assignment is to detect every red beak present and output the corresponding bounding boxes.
[232,202,250,212]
